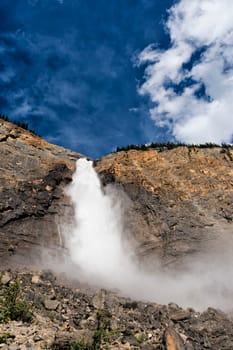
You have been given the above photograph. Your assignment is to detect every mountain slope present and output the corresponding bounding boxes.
[0,119,82,261]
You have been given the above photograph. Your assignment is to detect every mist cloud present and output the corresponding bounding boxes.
[138,0,233,144]
[59,159,233,312]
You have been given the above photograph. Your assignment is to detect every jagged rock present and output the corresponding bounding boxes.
[44,299,60,311]
[1,272,12,285]
[8,346,20,350]
[92,289,105,310]
[164,327,185,350]
[169,310,191,322]
[31,275,42,284]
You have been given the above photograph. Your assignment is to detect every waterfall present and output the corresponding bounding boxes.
[63,158,233,311]
[66,158,135,288]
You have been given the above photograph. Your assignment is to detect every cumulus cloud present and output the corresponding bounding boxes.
[138,0,233,144]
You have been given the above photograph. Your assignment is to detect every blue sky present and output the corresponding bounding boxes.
[1,0,233,157]
[0,0,174,157]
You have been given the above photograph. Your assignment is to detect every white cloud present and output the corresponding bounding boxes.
[138,0,233,144]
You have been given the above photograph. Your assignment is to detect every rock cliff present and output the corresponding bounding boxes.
[0,119,82,262]
[96,146,233,265]
[1,119,233,266]
[1,119,233,349]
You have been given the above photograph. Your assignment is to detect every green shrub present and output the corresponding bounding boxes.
[70,339,91,350]
[0,114,9,122]
[221,144,233,161]
[0,280,33,323]
[92,311,112,350]
[115,142,233,153]
[0,332,15,344]
[0,113,38,136]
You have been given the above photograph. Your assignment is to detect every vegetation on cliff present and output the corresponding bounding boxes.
[115,141,233,153]
[0,114,38,136]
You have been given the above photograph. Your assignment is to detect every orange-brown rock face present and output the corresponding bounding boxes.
[1,119,233,267]
[96,147,233,265]
[0,120,82,261]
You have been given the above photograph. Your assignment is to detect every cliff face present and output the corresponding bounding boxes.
[0,120,82,261]
[1,119,233,266]
[96,147,233,265]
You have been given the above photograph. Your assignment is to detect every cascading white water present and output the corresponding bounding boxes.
[64,158,233,311]
[66,158,135,287]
